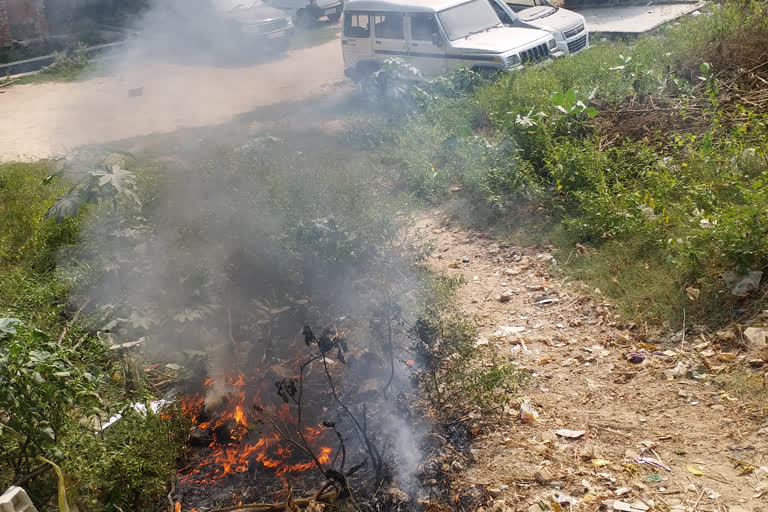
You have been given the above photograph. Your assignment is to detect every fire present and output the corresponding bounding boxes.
[179,372,334,485]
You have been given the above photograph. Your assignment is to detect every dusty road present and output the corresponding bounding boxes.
[0,39,346,161]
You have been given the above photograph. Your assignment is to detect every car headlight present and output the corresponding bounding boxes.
[507,54,521,67]
[548,38,557,50]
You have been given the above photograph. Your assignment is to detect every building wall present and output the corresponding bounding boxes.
[7,0,48,40]
[0,0,13,47]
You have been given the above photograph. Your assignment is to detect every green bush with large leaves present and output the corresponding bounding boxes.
[0,319,102,483]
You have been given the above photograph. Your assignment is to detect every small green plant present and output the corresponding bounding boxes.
[40,43,90,79]
[45,153,141,222]
[409,274,529,412]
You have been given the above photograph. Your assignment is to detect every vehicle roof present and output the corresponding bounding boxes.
[344,0,474,14]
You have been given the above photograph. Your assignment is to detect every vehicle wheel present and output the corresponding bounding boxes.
[327,12,341,23]
[295,8,315,28]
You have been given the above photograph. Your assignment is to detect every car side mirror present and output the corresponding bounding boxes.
[431,32,443,47]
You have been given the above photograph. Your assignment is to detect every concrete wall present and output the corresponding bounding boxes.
[7,0,49,40]
[0,0,13,47]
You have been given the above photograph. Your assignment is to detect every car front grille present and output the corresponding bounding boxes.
[260,18,290,32]
[563,23,584,39]
[245,18,290,34]
[520,42,550,64]
[567,34,587,53]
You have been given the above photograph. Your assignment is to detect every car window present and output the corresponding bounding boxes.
[373,13,405,39]
[438,0,500,41]
[489,1,514,24]
[505,0,538,10]
[410,13,439,41]
[344,12,371,38]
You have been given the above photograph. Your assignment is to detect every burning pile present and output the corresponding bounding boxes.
[177,372,334,488]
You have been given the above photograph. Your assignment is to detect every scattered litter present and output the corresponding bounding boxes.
[612,500,634,511]
[722,270,762,297]
[537,253,557,265]
[556,494,578,506]
[615,487,631,496]
[474,337,490,347]
[627,352,645,364]
[101,399,169,430]
[493,325,526,337]
[744,327,767,346]
[110,337,146,351]
[520,401,539,424]
[592,459,610,467]
[686,464,703,476]
[685,286,701,302]
[634,457,671,471]
[536,298,560,305]
[704,487,721,500]
[645,473,662,483]
[554,429,585,439]
[128,87,144,97]
[462,257,470,263]
[165,363,181,371]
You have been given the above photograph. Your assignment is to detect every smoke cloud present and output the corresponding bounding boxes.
[54,0,425,492]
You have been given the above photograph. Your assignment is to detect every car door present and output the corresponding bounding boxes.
[406,13,447,76]
[371,12,408,59]
[342,11,373,68]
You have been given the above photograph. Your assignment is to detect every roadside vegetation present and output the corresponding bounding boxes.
[0,127,524,508]
[2,0,767,508]
[375,0,768,329]
[0,160,189,509]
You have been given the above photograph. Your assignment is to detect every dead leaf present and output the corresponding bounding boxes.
[686,287,701,302]
[306,501,326,512]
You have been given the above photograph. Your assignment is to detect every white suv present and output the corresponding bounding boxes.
[489,0,588,54]
[342,0,561,80]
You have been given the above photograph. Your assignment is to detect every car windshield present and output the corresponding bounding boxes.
[211,0,259,11]
[438,0,502,40]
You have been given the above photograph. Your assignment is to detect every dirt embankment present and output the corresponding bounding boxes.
[414,212,767,512]
[0,40,346,161]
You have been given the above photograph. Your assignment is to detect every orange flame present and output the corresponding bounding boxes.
[179,372,334,485]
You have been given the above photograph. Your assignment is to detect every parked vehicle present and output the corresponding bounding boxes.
[488,0,588,54]
[342,0,561,80]
[265,0,344,26]
[212,0,296,49]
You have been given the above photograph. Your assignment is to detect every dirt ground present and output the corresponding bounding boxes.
[2,25,766,512]
[413,212,767,512]
[0,39,347,161]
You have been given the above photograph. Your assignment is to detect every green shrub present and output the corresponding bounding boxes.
[64,406,189,512]
[410,274,529,411]
[0,161,81,271]
[0,320,103,486]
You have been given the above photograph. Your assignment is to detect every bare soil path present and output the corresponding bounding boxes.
[0,39,347,161]
[414,211,767,512]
